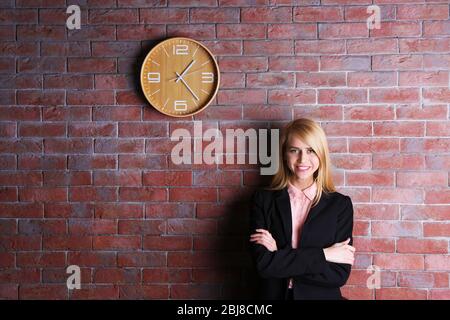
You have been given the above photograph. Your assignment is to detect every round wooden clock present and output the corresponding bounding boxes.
[140,37,220,117]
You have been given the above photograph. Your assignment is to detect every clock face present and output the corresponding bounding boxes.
[140,37,220,117]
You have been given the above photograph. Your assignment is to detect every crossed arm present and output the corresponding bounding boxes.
[249,191,355,287]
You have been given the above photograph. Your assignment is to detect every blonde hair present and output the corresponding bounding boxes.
[268,118,335,207]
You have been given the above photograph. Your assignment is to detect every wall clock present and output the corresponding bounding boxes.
[140,37,220,117]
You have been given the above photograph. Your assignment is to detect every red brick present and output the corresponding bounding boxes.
[423,88,450,104]
[354,204,399,220]
[143,171,192,186]
[44,75,93,89]
[93,236,141,250]
[370,88,419,103]
[142,268,190,283]
[348,72,396,87]
[372,221,422,238]
[397,239,447,254]
[68,58,116,73]
[353,237,395,253]
[425,255,450,271]
[140,8,188,23]
[347,172,394,186]
[93,106,141,121]
[68,155,116,170]
[424,223,450,237]
[94,268,140,284]
[95,203,143,219]
[320,22,368,39]
[169,187,217,202]
[400,39,450,53]
[89,9,138,24]
[425,189,450,204]
[17,25,65,40]
[373,154,424,169]
[323,122,372,137]
[119,155,166,169]
[68,26,115,41]
[69,187,117,202]
[397,5,449,20]
[424,21,450,36]
[17,252,65,267]
[143,236,192,250]
[374,254,424,270]
[397,172,447,187]
[118,220,166,235]
[296,72,346,87]
[68,122,116,137]
[244,40,293,55]
[167,219,217,235]
[269,24,317,40]
[69,219,117,235]
[376,288,427,300]
[18,219,65,234]
[18,57,65,73]
[218,89,266,105]
[117,252,166,267]
[397,105,447,120]
[191,8,239,23]
[17,90,65,106]
[426,121,450,137]
[20,285,67,300]
[345,106,395,120]
[0,284,18,299]
[294,6,343,22]
[146,203,194,219]
[45,203,94,219]
[321,56,370,71]
[247,73,295,88]
[296,40,345,54]
[373,55,423,71]
[167,24,216,40]
[241,7,292,23]
[268,89,315,104]
[374,121,424,137]
[43,235,92,250]
[119,187,166,202]
[319,89,367,104]
[119,285,169,299]
[70,285,119,300]
[401,205,450,221]
[219,57,267,72]
[373,187,424,204]
[270,56,318,72]
[68,252,117,267]
[370,21,421,37]
[218,24,266,39]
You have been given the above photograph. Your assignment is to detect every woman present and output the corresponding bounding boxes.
[249,118,355,300]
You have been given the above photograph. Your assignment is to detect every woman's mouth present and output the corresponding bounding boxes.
[295,165,311,172]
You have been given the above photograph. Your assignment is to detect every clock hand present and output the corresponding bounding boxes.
[175,71,200,101]
[175,60,195,83]
[170,68,200,82]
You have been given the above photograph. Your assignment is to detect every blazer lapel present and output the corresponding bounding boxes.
[274,188,292,245]
[304,192,331,225]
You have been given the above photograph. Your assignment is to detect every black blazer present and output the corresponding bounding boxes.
[249,187,354,300]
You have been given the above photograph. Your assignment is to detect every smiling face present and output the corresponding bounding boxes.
[285,135,320,189]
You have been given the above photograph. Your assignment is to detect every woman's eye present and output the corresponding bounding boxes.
[289,149,298,153]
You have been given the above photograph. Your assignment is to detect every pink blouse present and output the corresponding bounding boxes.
[287,181,317,288]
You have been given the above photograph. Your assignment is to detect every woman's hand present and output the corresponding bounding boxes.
[250,229,277,252]
[323,238,355,265]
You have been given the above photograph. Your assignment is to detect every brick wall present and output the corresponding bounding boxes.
[0,0,449,300]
